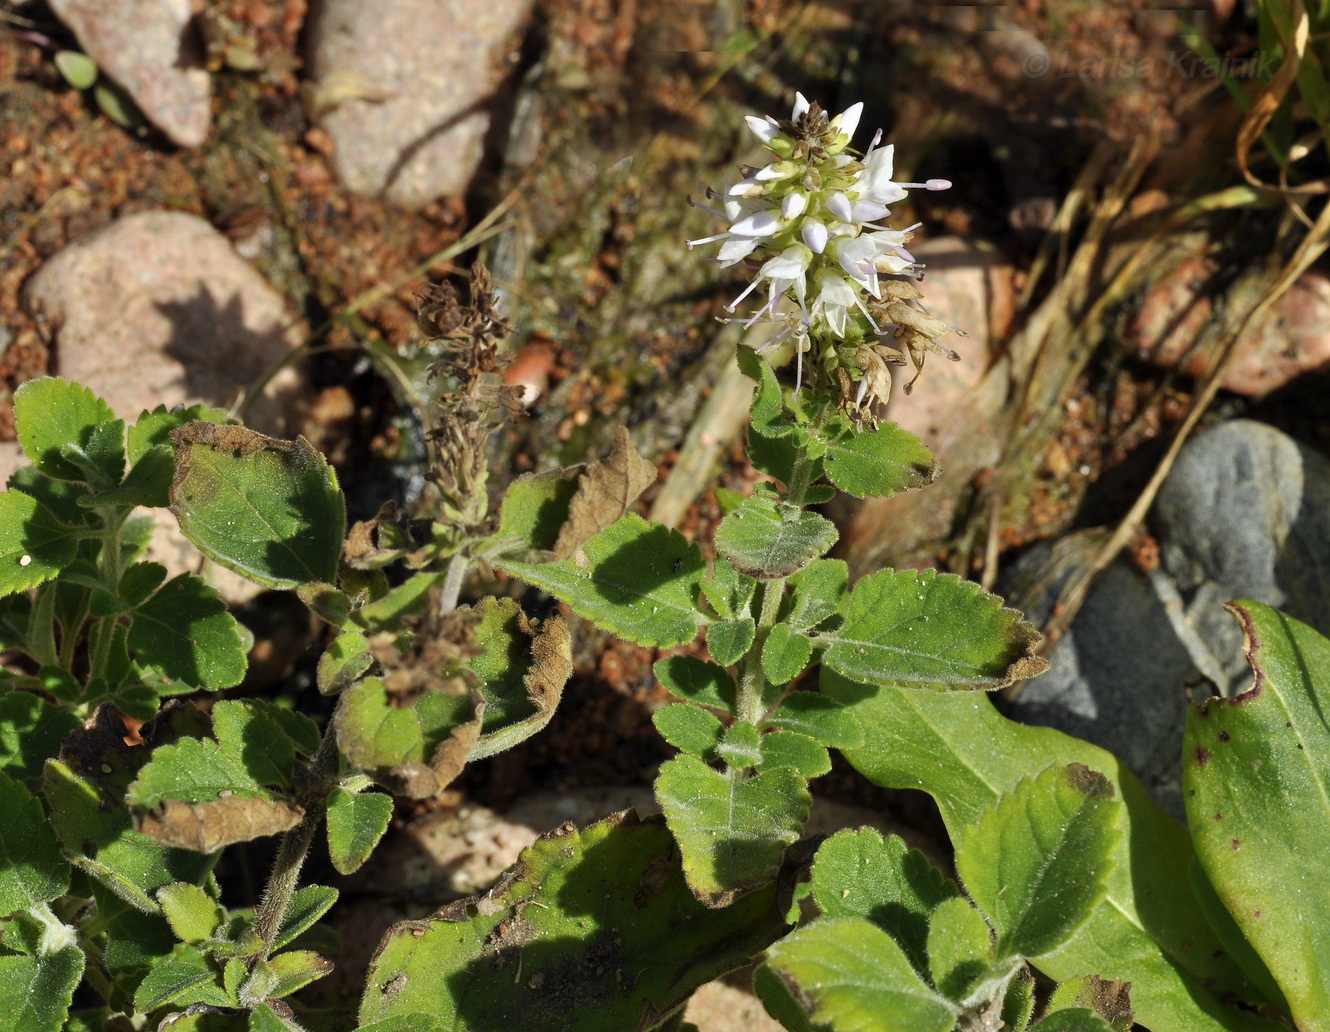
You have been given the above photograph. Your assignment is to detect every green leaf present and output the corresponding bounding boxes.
[1003,967,1037,1032]
[0,916,84,1032]
[0,772,70,913]
[465,597,572,759]
[334,676,481,799]
[326,788,393,875]
[252,949,333,999]
[653,703,724,758]
[786,559,847,631]
[43,758,213,912]
[127,572,247,690]
[707,617,755,666]
[169,421,345,589]
[273,884,339,952]
[133,942,230,1012]
[926,896,995,1001]
[54,50,98,89]
[655,754,810,904]
[13,377,117,483]
[353,571,438,631]
[762,623,813,685]
[128,403,229,467]
[486,467,581,556]
[764,917,956,1032]
[820,569,1047,690]
[738,345,795,439]
[811,828,957,977]
[654,655,736,712]
[757,730,830,778]
[156,882,224,944]
[497,514,706,647]
[1183,602,1330,1031]
[1028,1010,1118,1032]
[959,763,1121,959]
[360,812,794,1031]
[125,704,305,852]
[1046,975,1134,1030]
[700,558,757,620]
[824,672,1283,1032]
[819,420,937,499]
[317,629,374,695]
[717,721,763,769]
[0,693,79,781]
[714,495,837,580]
[767,692,863,748]
[0,492,79,596]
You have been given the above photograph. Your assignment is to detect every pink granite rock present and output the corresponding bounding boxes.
[47,0,211,147]
[22,211,307,601]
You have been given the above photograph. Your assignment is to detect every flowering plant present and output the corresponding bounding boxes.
[689,93,960,413]
[0,94,1314,1032]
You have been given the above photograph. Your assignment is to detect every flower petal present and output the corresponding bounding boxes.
[729,210,782,237]
[792,92,811,120]
[745,115,781,144]
[801,218,829,254]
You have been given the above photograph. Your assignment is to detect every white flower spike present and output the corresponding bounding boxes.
[688,93,959,419]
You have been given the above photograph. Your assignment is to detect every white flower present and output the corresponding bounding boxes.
[688,91,956,401]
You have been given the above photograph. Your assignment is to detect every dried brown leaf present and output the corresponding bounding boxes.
[137,795,304,852]
[551,426,656,561]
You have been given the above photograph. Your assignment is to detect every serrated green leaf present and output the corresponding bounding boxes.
[326,788,393,875]
[497,514,706,647]
[360,811,792,1031]
[1183,601,1330,1031]
[823,674,1280,1032]
[707,617,755,666]
[762,623,813,685]
[156,882,224,944]
[958,763,1121,959]
[748,426,824,490]
[274,884,339,952]
[765,917,956,1032]
[127,573,247,690]
[0,921,83,1032]
[170,422,345,589]
[757,730,830,777]
[134,942,230,1012]
[811,828,957,976]
[653,703,724,758]
[820,569,1046,690]
[0,772,69,913]
[714,495,837,580]
[753,963,818,1032]
[129,403,229,467]
[655,754,809,904]
[654,655,736,713]
[927,896,995,1001]
[767,692,862,748]
[0,693,79,781]
[13,377,117,483]
[819,420,937,499]
[0,492,79,597]
[317,629,374,695]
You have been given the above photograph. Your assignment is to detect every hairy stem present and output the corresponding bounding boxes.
[250,727,342,964]
[439,551,469,616]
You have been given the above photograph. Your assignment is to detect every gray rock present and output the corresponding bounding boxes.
[47,0,211,147]
[305,0,533,207]
[1005,420,1330,819]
